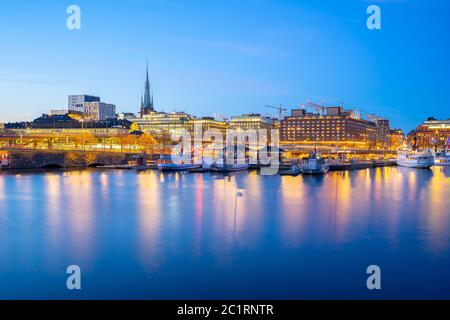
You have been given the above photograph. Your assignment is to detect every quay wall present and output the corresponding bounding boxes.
[1,149,144,169]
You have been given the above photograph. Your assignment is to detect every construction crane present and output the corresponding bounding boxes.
[264,104,287,120]
[304,100,325,116]
[365,113,381,122]
[212,113,228,122]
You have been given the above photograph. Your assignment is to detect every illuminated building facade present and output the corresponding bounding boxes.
[9,127,129,136]
[229,114,275,132]
[185,117,228,137]
[408,118,450,148]
[281,107,377,148]
[388,129,405,150]
[130,112,192,141]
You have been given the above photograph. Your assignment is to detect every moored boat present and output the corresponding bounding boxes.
[396,148,434,168]
[210,147,249,172]
[157,155,201,171]
[434,138,450,166]
[210,163,249,172]
[301,152,329,175]
[434,151,450,166]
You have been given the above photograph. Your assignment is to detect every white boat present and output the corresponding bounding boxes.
[157,155,201,171]
[434,151,450,166]
[396,148,434,168]
[434,139,450,166]
[301,152,329,175]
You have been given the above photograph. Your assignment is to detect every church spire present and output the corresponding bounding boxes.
[140,60,155,117]
[143,60,153,111]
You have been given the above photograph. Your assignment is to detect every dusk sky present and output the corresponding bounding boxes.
[0,0,449,132]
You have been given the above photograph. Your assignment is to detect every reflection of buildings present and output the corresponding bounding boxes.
[281,107,377,148]
[408,118,450,148]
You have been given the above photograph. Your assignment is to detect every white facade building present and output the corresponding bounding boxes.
[83,102,116,121]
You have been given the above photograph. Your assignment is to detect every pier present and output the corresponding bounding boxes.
[0,148,397,173]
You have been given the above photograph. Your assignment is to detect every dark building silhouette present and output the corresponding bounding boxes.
[140,62,154,116]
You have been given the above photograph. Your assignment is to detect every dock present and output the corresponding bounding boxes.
[329,160,396,171]
[100,164,157,171]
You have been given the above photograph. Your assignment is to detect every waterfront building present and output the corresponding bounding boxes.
[68,95,100,112]
[408,117,450,148]
[185,117,228,137]
[229,114,275,132]
[83,102,116,121]
[10,127,129,137]
[280,107,377,148]
[130,113,228,144]
[140,63,154,116]
[373,118,391,145]
[388,129,405,150]
[15,114,130,130]
[130,112,192,141]
[119,112,137,120]
[31,113,82,129]
[49,109,69,116]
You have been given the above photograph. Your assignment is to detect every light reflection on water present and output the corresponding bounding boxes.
[0,167,449,299]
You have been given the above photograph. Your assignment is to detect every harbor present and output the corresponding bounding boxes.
[0,147,398,175]
[1,165,449,299]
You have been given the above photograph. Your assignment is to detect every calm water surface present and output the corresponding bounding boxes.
[0,167,449,299]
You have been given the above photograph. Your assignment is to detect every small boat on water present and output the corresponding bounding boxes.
[157,155,201,171]
[434,139,450,166]
[434,151,450,166]
[210,148,249,172]
[210,161,249,172]
[396,148,434,168]
[301,152,329,175]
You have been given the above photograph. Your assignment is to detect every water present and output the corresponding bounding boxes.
[0,167,449,299]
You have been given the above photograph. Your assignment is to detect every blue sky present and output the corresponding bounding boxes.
[0,0,449,132]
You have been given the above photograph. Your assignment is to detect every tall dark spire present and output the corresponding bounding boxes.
[143,60,153,111]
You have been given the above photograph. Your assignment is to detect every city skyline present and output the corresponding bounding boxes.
[1,0,450,132]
